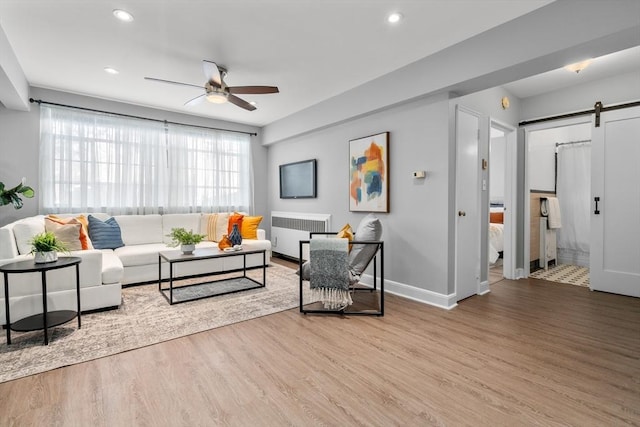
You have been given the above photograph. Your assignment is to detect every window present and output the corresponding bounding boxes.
[39,105,252,215]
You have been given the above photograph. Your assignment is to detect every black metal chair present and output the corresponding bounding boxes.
[298,232,384,316]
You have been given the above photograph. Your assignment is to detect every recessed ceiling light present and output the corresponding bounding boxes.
[387,12,403,24]
[113,9,134,22]
[563,59,592,73]
[104,67,119,75]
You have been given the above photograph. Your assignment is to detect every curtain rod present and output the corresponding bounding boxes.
[519,100,640,127]
[29,98,258,137]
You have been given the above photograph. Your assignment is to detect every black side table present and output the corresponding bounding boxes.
[1,256,82,345]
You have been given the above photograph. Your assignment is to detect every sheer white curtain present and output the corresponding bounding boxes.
[39,105,253,215]
[556,143,591,266]
[40,105,166,215]
[166,124,252,213]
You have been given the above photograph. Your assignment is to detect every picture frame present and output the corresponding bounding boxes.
[349,132,389,212]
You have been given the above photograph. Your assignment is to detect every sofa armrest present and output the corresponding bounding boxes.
[257,229,266,240]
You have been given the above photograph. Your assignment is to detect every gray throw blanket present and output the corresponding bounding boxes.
[310,238,352,310]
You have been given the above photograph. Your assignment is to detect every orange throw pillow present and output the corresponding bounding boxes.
[336,223,354,251]
[240,216,263,239]
[47,214,92,250]
[228,212,244,235]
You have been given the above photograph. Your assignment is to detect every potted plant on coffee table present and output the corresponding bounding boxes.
[30,231,68,263]
[167,228,205,255]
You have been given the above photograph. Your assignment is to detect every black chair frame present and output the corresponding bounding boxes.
[298,232,384,316]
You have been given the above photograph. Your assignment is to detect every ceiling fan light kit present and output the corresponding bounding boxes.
[145,61,279,112]
[206,91,229,104]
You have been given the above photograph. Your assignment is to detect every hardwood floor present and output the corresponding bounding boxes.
[0,263,638,426]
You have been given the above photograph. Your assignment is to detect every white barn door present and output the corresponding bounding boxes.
[590,106,640,297]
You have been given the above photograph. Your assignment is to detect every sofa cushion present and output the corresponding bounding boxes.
[100,249,125,284]
[114,214,163,245]
[47,214,93,249]
[162,214,202,244]
[88,215,125,250]
[228,212,244,235]
[115,243,170,267]
[241,215,263,239]
[348,214,382,276]
[12,216,45,255]
[200,213,230,242]
[45,218,83,251]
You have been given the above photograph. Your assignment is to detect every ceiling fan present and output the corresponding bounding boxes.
[144,60,279,111]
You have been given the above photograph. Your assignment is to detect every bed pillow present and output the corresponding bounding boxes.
[240,215,263,239]
[88,215,124,249]
[44,218,83,251]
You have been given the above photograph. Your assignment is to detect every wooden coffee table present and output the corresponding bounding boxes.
[158,248,266,305]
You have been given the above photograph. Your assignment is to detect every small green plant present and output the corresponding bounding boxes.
[166,228,205,247]
[30,231,69,254]
[0,180,35,209]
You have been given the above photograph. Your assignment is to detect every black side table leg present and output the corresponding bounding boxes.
[4,272,10,345]
[42,270,48,345]
[76,264,81,329]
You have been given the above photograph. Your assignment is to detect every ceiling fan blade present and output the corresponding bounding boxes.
[144,77,203,90]
[184,93,206,107]
[228,86,279,95]
[228,94,256,111]
[202,60,222,86]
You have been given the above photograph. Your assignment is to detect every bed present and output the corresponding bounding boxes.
[489,207,504,264]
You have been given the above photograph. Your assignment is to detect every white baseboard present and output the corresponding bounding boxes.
[361,274,457,310]
[478,280,490,295]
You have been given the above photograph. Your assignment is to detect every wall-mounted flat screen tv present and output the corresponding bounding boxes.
[279,159,317,199]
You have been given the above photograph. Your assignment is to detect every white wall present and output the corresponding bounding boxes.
[0,87,265,227]
[268,93,453,298]
[521,70,640,121]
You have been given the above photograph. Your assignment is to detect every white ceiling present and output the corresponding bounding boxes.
[0,0,556,127]
[503,45,640,99]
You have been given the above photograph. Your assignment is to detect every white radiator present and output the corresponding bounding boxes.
[271,211,331,260]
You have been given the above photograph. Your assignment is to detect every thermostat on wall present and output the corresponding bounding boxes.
[413,171,426,179]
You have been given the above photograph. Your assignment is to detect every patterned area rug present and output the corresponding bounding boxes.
[0,264,309,383]
[530,264,590,287]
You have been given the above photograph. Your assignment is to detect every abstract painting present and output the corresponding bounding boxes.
[349,132,389,212]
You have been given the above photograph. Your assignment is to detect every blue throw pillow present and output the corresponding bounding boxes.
[88,215,124,249]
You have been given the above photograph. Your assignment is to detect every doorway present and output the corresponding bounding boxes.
[487,120,516,286]
[524,120,592,287]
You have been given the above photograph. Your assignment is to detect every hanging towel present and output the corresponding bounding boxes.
[547,197,562,229]
[310,237,352,310]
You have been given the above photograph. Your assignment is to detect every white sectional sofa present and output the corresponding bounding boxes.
[0,213,271,326]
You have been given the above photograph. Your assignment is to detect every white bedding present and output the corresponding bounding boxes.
[489,223,504,264]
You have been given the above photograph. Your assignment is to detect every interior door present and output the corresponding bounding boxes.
[455,106,481,301]
[590,106,640,297]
